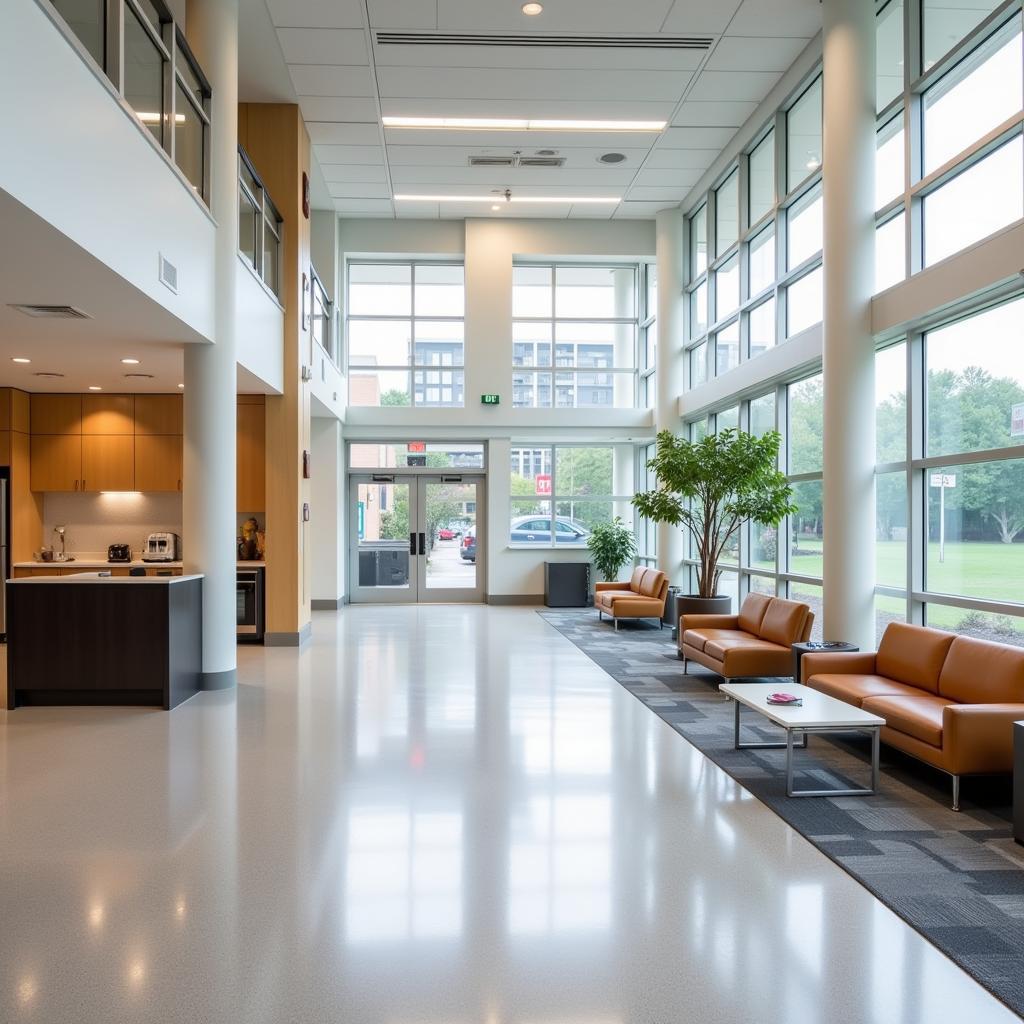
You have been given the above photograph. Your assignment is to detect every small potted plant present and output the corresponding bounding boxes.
[632,428,796,615]
[587,516,637,583]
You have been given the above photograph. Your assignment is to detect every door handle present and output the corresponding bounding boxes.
[418,532,426,556]
[409,532,416,555]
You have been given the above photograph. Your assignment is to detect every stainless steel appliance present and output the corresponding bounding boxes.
[237,567,264,643]
[142,533,180,562]
[0,467,8,642]
[107,543,131,563]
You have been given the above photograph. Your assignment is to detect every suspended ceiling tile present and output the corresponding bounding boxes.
[367,0,438,30]
[383,127,664,149]
[385,144,653,167]
[634,167,704,187]
[661,0,744,34]
[307,122,382,145]
[288,64,376,97]
[627,186,692,201]
[315,144,387,164]
[299,97,380,123]
[659,125,737,149]
[374,66,691,104]
[388,165,635,186]
[435,0,676,33]
[645,147,720,169]
[319,163,389,183]
[728,0,821,37]
[377,97,678,121]
[706,34,811,72]
[614,200,678,217]
[266,0,366,29]
[334,198,395,215]
[275,27,368,64]
[671,100,759,128]
[686,70,784,102]
[329,182,393,199]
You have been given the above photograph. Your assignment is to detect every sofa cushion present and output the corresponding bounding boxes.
[862,694,951,747]
[737,592,772,635]
[596,590,633,610]
[604,596,661,618]
[704,633,785,661]
[875,622,954,694]
[758,598,809,647]
[686,627,757,655]
[807,673,928,707]
[638,568,666,598]
[938,635,1024,705]
[682,629,709,652]
[628,565,647,593]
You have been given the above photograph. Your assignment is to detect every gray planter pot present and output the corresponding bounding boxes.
[676,594,733,617]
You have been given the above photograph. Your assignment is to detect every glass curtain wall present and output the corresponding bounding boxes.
[685,73,824,390]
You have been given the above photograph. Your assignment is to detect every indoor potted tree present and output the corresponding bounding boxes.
[632,428,796,615]
[587,516,637,583]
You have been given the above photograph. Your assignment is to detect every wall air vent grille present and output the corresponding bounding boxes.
[8,304,90,319]
[469,156,517,166]
[159,253,179,294]
[376,32,713,50]
[469,154,566,168]
[518,156,566,167]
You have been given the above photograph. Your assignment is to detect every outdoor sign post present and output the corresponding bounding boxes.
[929,473,956,563]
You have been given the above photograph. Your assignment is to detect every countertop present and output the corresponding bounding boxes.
[13,559,184,569]
[9,574,203,584]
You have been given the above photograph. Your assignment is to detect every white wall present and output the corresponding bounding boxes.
[1,1,215,342]
[235,258,284,392]
[41,492,183,560]
[338,216,659,599]
[310,417,344,604]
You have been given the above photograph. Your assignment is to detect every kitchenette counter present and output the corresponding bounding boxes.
[12,559,184,569]
[7,574,203,710]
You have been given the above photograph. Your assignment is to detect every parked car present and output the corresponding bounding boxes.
[460,527,476,562]
[510,515,590,544]
[437,527,456,540]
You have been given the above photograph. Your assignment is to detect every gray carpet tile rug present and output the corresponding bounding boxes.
[540,609,1024,1019]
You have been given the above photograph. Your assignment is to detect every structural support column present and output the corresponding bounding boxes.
[183,0,239,686]
[822,0,876,651]
[655,208,685,582]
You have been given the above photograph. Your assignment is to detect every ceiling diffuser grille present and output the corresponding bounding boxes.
[8,304,91,319]
[518,156,566,167]
[469,155,517,166]
[469,154,566,167]
[376,32,713,49]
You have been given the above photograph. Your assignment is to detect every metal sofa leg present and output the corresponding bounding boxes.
[682,656,688,673]
[598,610,602,621]
[952,774,961,812]
[614,619,620,631]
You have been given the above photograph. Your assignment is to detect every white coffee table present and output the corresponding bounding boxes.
[719,682,885,797]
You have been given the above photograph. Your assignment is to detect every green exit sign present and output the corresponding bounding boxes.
[481,393,500,406]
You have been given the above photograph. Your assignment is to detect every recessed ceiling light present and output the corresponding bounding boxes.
[177,383,185,389]
[522,2,544,14]
[11,357,30,364]
[88,386,103,391]
[395,194,621,204]
[382,116,665,133]
[491,204,501,211]
[121,358,140,365]
[806,155,821,170]
[599,152,627,164]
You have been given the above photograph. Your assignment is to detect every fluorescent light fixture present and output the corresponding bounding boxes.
[121,358,140,365]
[382,116,665,133]
[395,194,620,204]
[137,112,187,125]
[11,357,30,364]
[88,386,102,391]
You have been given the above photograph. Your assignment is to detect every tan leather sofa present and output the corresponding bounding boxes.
[680,592,813,679]
[802,622,1024,810]
[595,566,669,629]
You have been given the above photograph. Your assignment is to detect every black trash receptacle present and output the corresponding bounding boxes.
[544,562,591,607]
[662,587,683,638]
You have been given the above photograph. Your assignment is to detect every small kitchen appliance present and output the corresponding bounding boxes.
[142,533,180,562]
[107,543,131,563]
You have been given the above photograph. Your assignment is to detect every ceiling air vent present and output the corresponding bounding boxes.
[469,155,517,167]
[518,156,566,167]
[376,32,713,50]
[8,304,90,319]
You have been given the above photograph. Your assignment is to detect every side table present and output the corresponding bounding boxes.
[1015,722,1024,847]
[791,641,859,683]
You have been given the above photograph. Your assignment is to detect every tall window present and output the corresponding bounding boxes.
[512,265,638,409]
[509,446,634,546]
[641,265,657,408]
[347,263,465,408]
[685,74,823,390]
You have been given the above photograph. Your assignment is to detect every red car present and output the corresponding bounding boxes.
[437,527,455,540]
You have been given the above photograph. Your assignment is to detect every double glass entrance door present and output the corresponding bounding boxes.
[351,474,484,602]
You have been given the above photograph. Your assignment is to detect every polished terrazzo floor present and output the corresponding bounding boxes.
[1,606,1019,1023]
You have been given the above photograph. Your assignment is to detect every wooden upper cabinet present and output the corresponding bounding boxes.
[135,394,183,435]
[135,434,182,492]
[237,398,266,511]
[82,395,134,435]
[31,394,82,434]
[81,435,135,491]
[31,434,82,491]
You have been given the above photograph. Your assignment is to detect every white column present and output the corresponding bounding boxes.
[655,208,685,583]
[822,0,876,651]
[183,0,239,686]
[310,417,344,607]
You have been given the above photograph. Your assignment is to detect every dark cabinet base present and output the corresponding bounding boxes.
[7,578,203,710]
